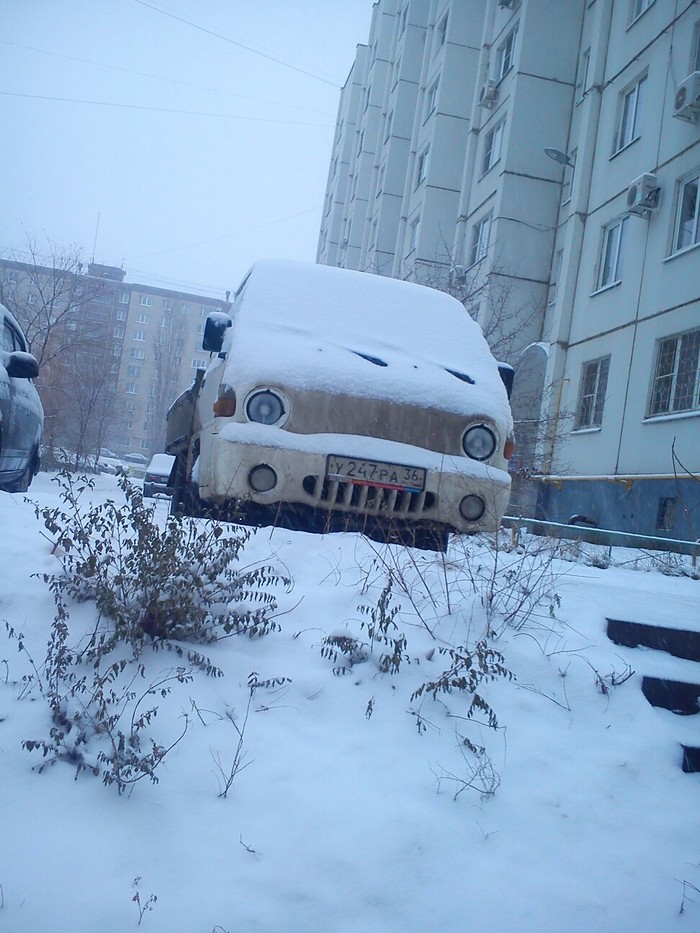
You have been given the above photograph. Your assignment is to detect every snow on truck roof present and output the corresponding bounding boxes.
[222,260,512,426]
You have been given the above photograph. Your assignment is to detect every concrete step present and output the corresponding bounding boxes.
[607,618,700,662]
[641,676,700,715]
[682,746,700,774]
[606,618,699,774]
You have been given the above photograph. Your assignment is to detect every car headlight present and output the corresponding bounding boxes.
[245,389,287,425]
[462,423,497,461]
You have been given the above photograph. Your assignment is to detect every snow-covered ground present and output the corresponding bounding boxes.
[1,471,698,933]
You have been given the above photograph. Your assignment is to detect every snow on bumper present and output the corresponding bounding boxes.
[201,422,511,533]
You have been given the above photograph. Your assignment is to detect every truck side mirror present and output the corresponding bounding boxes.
[202,313,232,353]
[497,363,514,399]
[5,350,39,379]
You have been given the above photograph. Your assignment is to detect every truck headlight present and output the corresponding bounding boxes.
[245,389,286,426]
[462,424,497,461]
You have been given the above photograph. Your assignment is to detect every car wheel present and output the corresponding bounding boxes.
[170,453,204,518]
[5,460,33,494]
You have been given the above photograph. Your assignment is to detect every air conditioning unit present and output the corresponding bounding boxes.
[626,173,660,216]
[479,80,498,109]
[673,71,700,122]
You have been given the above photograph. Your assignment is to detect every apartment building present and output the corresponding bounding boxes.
[318,0,700,540]
[0,257,230,460]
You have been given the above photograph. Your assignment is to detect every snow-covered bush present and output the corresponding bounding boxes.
[15,470,289,792]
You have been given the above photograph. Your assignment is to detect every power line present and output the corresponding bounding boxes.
[0,91,332,126]
[131,0,341,88]
[0,40,334,117]
[131,206,323,260]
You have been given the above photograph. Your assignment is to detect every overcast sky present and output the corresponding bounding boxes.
[0,1,373,297]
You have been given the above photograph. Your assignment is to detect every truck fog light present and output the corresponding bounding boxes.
[249,464,277,492]
[460,494,485,521]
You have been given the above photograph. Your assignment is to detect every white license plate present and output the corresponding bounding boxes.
[326,455,426,492]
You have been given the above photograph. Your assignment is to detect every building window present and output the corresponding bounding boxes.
[131,348,145,360]
[693,22,700,72]
[139,295,152,307]
[574,356,610,429]
[648,328,700,416]
[482,121,505,175]
[137,312,147,324]
[140,439,149,450]
[192,357,208,369]
[6,271,18,284]
[409,215,421,253]
[384,110,393,143]
[27,292,36,305]
[182,302,189,313]
[436,13,448,49]
[200,306,209,317]
[469,213,492,266]
[125,382,138,395]
[160,318,171,328]
[116,308,127,322]
[613,73,646,153]
[576,48,590,103]
[656,497,677,531]
[597,217,626,288]
[548,249,564,306]
[425,79,439,119]
[415,147,430,188]
[162,299,173,311]
[672,172,700,253]
[376,164,386,195]
[119,292,129,304]
[133,330,145,341]
[127,365,141,377]
[496,28,517,81]
[561,148,577,203]
[113,326,125,339]
[630,0,654,24]
[198,322,206,335]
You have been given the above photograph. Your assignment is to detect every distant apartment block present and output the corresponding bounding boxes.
[318,0,700,540]
[0,257,230,459]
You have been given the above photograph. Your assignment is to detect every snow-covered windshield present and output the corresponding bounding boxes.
[222,260,512,426]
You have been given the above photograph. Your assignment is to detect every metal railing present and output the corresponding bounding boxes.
[502,515,700,561]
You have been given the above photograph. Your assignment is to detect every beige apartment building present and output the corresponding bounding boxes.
[0,257,230,461]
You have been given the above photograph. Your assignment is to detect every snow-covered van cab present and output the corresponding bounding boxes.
[0,303,44,493]
[166,260,514,550]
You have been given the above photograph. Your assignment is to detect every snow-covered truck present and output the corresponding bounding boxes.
[166,260,514,550]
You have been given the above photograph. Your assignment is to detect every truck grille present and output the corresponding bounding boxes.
[303,475,435,517]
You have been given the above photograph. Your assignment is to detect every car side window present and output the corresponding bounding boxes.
[3,320,15,352]
[3,320,26,352]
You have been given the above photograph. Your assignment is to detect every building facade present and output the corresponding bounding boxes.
[318,0,700,540]
[0,257,230,461]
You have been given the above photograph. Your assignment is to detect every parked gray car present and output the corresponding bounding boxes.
[0,303,43,492]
